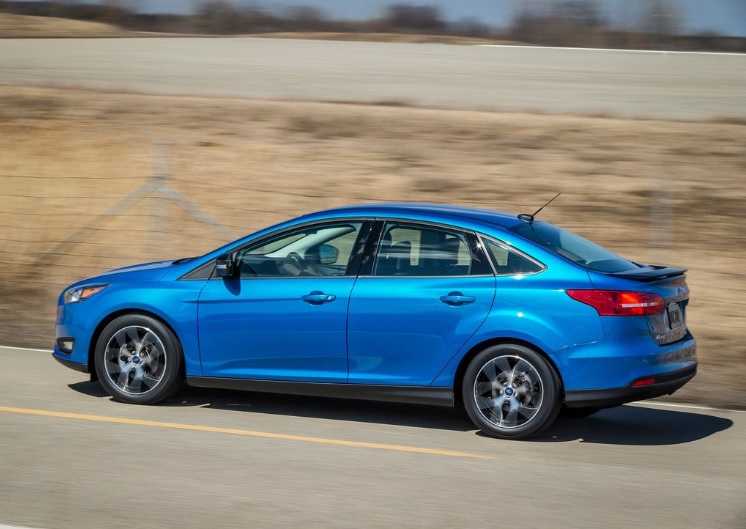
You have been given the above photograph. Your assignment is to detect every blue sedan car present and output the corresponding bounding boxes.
[54,203,696,439]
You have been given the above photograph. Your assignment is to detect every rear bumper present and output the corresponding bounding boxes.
[564,364,696,409]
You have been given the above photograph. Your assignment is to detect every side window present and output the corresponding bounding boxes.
[374,223,472,277]
[483,239,544,276]
[236,222,362,278]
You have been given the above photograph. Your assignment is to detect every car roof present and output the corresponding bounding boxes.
[303,203,523,229]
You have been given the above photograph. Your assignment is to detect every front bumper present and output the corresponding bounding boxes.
[52,353,89,374]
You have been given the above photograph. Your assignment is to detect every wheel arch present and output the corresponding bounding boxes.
[87,309,185,382]
[452,338,564,408]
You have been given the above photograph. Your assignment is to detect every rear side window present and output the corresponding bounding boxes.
[374,223,472,277]
[509,221,639,273]
[483,239,544,276]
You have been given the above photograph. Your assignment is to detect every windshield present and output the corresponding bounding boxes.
[509,221,640,273]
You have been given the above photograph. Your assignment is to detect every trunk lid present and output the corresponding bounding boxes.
[590,267,690,346]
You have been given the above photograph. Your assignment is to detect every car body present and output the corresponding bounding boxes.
[54,203,697,439]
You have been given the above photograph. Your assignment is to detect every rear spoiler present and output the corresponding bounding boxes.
[607,265,687,282]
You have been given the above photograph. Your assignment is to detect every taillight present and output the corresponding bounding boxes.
[566,289,665,316]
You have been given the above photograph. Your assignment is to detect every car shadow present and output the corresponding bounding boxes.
[68,382,733,444]
[170,386,477,432]
[69,381,109,398]
[68,381,474,432]
[536,405,733,445]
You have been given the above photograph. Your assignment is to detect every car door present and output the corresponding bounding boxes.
[347,221,496,385]
[197,220,370,382]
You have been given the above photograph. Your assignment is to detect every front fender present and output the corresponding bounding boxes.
[85,280,207,377]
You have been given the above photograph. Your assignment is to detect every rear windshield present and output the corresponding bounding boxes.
[509,221,640,273]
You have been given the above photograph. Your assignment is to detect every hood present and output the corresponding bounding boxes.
[74,259,176,286]
[107,259,175,274]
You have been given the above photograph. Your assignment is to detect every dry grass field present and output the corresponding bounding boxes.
[0,13,518,44]
[0,13,130,37]
[0,85,743,408]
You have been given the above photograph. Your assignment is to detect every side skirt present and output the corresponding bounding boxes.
[187,377,455,408]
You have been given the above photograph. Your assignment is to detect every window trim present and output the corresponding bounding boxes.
[362,219,493,278]
[478,234,547,277]
[183,218,374,280]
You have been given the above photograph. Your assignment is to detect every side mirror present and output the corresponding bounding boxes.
[215,253,237,278]
[318,244,339,265]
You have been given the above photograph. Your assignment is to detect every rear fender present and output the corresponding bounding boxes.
[431,288,604,387]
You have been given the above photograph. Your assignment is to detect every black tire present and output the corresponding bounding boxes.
[560,405,604,418]
[94,314,183,404]
[462,344,560,440]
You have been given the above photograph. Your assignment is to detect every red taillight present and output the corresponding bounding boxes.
[566,289,665,316]
[631,377,656,387]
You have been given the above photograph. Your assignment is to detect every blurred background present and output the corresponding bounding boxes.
[1,0,745,47]
[0,0,744,409]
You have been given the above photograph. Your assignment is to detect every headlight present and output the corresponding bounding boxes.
[64,284,109,304]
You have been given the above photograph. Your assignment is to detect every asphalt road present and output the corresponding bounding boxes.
[0,346,744,529]
[0,38,745,119]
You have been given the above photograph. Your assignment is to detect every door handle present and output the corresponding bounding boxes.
[302,291,336,305]
[439,292,476,306]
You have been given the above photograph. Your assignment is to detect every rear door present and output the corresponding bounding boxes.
[347,221,496,385]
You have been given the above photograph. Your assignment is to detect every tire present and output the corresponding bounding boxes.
[462,344,560,440]
[94,314,183,404]
[560,405,604,418]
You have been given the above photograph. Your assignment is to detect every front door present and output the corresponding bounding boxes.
[197,221,365,382]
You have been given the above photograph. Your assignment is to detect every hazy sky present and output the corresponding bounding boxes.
[14,0,746,36]
[146,0,746,36]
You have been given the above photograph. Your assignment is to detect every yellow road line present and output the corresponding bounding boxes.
[0,405,492,460]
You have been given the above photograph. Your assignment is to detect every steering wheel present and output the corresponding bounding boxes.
[281,252,306,276]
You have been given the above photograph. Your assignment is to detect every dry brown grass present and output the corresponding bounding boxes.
[0,85,743,408]
[0,13,130,38]
[0,14,523,44]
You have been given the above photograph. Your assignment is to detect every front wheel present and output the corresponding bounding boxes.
[95,314,183,404]
[462,344,560,440]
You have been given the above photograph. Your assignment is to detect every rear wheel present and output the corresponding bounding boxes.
[95,314,183,404]
[462,344,560,440]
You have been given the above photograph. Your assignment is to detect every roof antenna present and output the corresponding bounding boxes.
[518,193,561,223]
